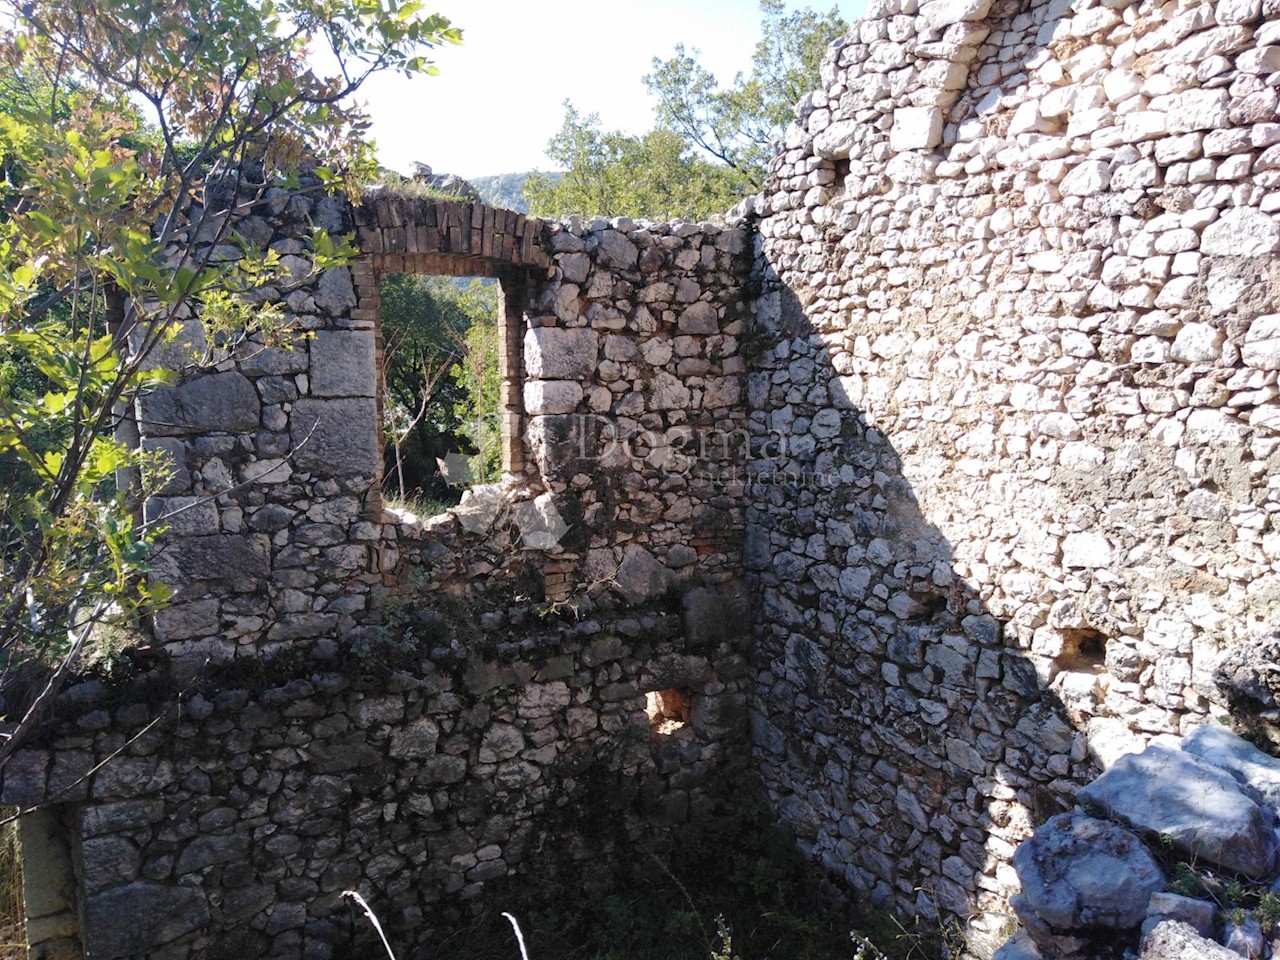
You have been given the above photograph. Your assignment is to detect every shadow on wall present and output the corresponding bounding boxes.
[744,275,1097,953]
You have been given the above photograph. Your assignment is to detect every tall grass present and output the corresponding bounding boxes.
[0,812,23,960]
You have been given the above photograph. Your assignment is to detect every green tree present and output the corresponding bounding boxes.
[526,2,846,220]
[379,275,499,500]
[525,103,742,221]
[0,1,459,767]
[644,0,847,189]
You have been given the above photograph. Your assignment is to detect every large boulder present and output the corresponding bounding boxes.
[1078,745,1278,877]
[1011,812,1165,956]
[1182,722,1280,809]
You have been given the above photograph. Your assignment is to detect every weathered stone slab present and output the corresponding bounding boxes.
[524,380,583,415]
[143,496,220,537]
[152,598,221,641]
[1201,207,1280,257]
[919,0,992,31]
[138,372,259,436]
[314,265,356,314]
[1181,722,1280,810]
[682,586,751,645]
[614,545,676,603]
[1142,893,1216,939]
[290,397,379,476]
[677,301,719,334]
[890,106,943,151]
[596,229,638,269]
[310,329,375,397]
[1078,745,1277,877]
[523,327,598,379]
[151,534,270,586]
[1139,920,1240,960]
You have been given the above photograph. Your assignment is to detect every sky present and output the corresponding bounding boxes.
[356,0,870,180]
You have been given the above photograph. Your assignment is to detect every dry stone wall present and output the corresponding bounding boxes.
[4,594,751,959]
[750,0,1280,950]
[6,181,757,958]
[17,0,1280,955]
[137,185,752,661]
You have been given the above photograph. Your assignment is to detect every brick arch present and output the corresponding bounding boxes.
[351,196,555,504]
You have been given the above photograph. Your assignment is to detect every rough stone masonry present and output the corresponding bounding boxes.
[9,0,1280,956]
[751,0,1280,950]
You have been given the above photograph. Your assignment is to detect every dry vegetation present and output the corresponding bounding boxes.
[0,814,22,958]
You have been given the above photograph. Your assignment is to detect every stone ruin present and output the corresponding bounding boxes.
[10,0,1280,956]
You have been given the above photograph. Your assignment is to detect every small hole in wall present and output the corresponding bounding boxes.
[646,688,692,736]
[1056,628,1107,673]
[834,158,852,193]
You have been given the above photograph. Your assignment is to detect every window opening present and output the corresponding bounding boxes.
[646,688,694,736]
[365,263,527,520]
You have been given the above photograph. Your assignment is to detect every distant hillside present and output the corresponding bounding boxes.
[470,172,561,213]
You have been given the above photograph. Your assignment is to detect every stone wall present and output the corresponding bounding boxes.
[5,180,757,958]
[4,590,751,959]
[16,0,1280,955]
[749,0,1280,950]
[138,186,752,661]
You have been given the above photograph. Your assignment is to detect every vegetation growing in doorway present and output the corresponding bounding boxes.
[379,274,501,507]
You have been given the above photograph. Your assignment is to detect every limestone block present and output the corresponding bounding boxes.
[511,492,568,549]
[524,327,598,379]
[1061,532,1113,568]
[143,496,219,537]
[151,534,270,586]
[682,586,751,645]
[314,266,356,315]
[2,752,48,809]
[1201,208,1280,257]
[1181,722,1280,809]
[919,0,992,32]
[559,252,590,283]
[649,371,692,410]
[703,376,742,409]
[524,380,583,415]
[1061,160,1111,197]
[890,106,943,152]
[992,930,1043,960]
[152,598,220,641]
[641,655,711,690]
[677,301,719,334]
[138,372,259,436]
[289,397,379,476]
[310,329,375,399]
[479,723,524,763]
[81,836,142,894]
[1142,893,1215,941]
[1242,315,1280,370]
[614,545,676,603]
[1216,0,1262,23]
[813,119,858,159]
[1078,745,1278,877]
[141,437,191,494]
[596,229,638,270]
[453,484,507,536]
[1139,920,1238,960]
[1171,323,1223,363]
[390,718,440,759]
